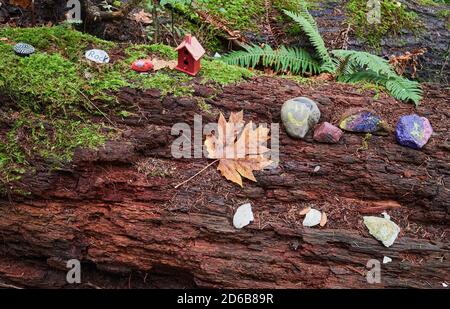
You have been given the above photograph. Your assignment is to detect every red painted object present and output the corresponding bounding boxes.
[131,59,154,72]
[175,35,206,76]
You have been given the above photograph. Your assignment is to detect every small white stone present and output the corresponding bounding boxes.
[233,203,254,229]
[85,49,110,64]
[442,282,448,288]
[214,52,221,58]
[364,216,400,247]
[302,209,322,227]
[383,256,392,264]
[313,166,320,173]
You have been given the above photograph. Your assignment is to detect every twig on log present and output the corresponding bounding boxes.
[174,159,218,189]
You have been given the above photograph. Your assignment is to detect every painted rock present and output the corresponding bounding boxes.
[339,110,386,133]
[85,49,110,64]
[313,122,343,143]
[13,43,35,56]
[131,59,154,72]
[395,114,432,149]
[302,209,322,227]
[233,203,254,229]
[281,97,321,139]
[363,216,400,247]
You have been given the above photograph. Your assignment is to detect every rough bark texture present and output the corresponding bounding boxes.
[0,77,449,288]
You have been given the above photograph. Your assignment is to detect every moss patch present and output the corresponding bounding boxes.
[200,59,254,85]
[0,26,254,193]
[0,50,85,115]
[0,25,114,61]
[0,113,107,193]
[195,0,265,31]
[346,0,423,49]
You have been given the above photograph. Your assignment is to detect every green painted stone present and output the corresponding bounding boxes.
[363,216,400,247]
[281,97,321,139]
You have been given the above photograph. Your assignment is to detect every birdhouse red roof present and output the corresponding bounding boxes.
[176,35,205,61]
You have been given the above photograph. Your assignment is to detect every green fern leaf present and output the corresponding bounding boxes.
[283,9,334,71]
[339,70,422,105]
[338,70,387,84]
[297,0,319,31]
[385,76,422,106]
[332,50,395,76]
[221,44,320,74]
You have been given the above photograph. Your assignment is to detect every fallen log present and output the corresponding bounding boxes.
[0,77,448,288]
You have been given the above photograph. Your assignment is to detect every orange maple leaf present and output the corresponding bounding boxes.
[204,111,272,187]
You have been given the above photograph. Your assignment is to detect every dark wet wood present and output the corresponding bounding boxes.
[0,77,448,288]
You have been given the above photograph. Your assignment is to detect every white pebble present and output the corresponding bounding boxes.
[233,203,254,229]
[303,209,322,227]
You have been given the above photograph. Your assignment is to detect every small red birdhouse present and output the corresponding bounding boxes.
[175,35,205,76]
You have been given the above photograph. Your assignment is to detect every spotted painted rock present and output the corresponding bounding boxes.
[13,43,35,56]
[131,59,154,72]
[339,110,387,134]
[395,114,433,149]
[313,122,343,143]
[281,97,321,139]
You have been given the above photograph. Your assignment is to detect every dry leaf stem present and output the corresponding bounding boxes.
[174,159,219,189]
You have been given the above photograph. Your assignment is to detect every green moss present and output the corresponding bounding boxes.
[196,0,265,30]
[0,114,108,190]
[127,71,194,96]
[200,60,254,85]
[125,43,177,62]
[417,0,441,6]
[147,44,178,60]
[346,0,423,49]
[0,50,84,115]
[0,26,256,192]
[359,133,373,151]
[356,81,385,100]
[0,25,114,61]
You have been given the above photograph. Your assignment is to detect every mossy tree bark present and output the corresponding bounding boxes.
[0,77,448,288]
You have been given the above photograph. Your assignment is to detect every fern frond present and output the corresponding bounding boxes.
[385,76,422,106]
[283,9,334,71]
[332,50,395,76]
[338,70,387,84]
[221,44,266,69]
[296,0,319,31]
[339,70,422,105]
[221,44,320,74]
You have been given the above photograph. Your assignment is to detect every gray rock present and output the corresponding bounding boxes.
[233,203,254,229]
[363,216,400,247]
[302,208,322,227]
[281,97,321,139]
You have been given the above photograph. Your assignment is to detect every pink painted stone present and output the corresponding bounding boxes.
[313,122,343,143]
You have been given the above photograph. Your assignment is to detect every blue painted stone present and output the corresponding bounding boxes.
[395,114,433,149]
[339,111,386,133]
[13,43,35,56]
